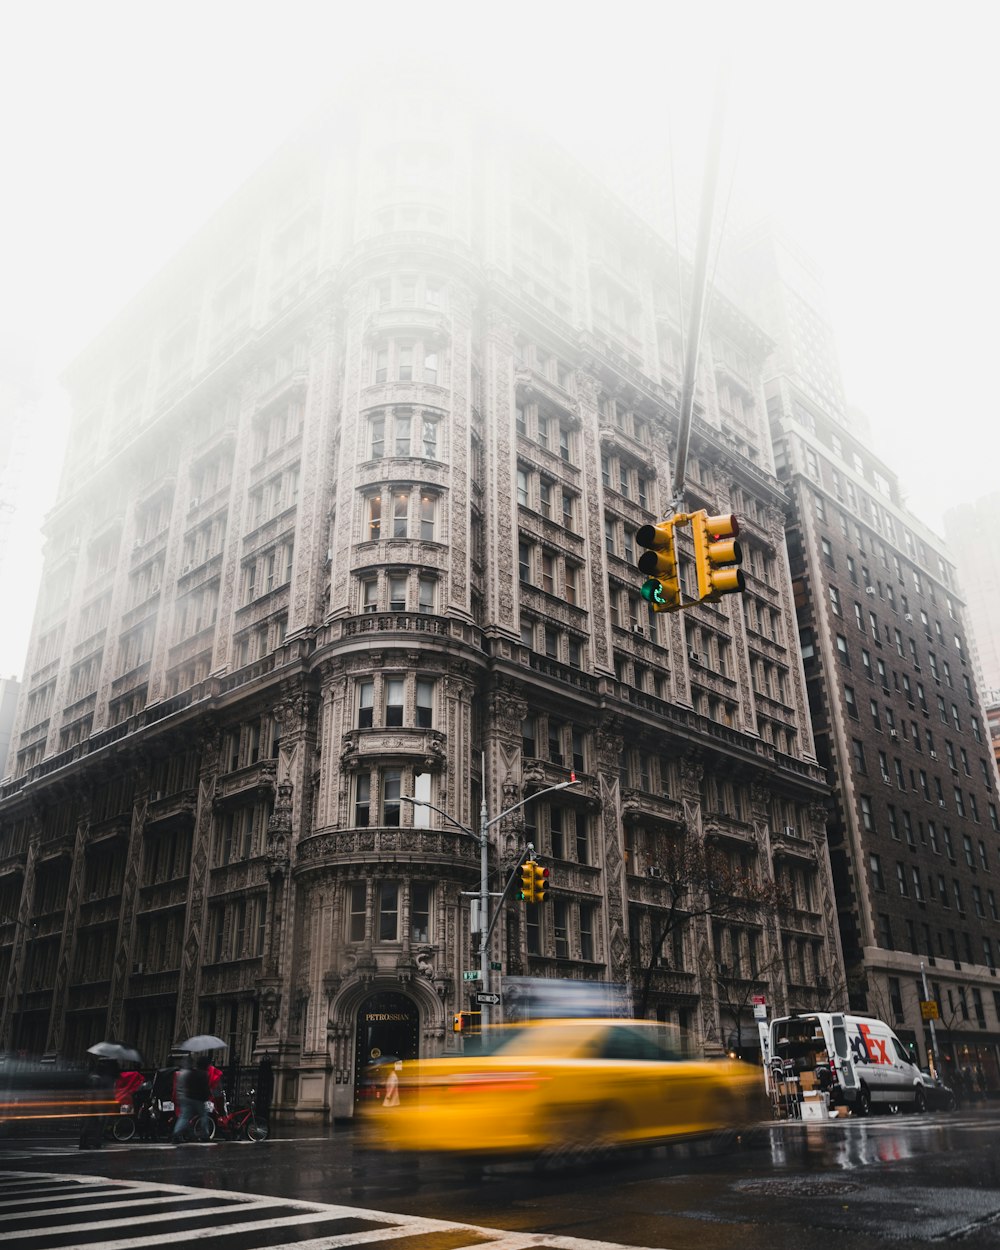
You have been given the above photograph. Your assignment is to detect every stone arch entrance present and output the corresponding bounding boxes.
[354,990,420,1106]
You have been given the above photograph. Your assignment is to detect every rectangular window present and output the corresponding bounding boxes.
[383,768,402,826]
[378,881,399,941]
[416,680,434,728]
[355,773,371,827]
[411,882,431,943]
[559,426,571,463]
[580,904,594,961]
[575,811,589,864]
[395,413,411,456]
[554,900,570,959]
[420,493,436,541]
[550,807,564,859]
[350,885,370,940]
[385,678,405,727]
[392,490,409,538]
[422,418,438,459]
[388,574,407,611]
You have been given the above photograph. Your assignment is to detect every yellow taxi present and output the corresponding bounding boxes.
[365,1018,763,1159]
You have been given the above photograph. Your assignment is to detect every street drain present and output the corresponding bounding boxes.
[735,1177,862,1199]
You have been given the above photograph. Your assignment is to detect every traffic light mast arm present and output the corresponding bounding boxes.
[670,78,728,513]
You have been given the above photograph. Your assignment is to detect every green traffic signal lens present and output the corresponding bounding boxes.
[641,578,665,605]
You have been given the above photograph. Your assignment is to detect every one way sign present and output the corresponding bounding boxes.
[476,992,501,1006]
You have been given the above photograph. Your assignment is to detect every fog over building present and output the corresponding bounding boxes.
[0,87,845,1115]
[734,225,1000,1084]
[944,493,1000,705]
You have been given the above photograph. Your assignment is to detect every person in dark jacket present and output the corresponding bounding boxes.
[79,1058,117,1149]
[256,1053,274,1126]
[171,1059,211,1144]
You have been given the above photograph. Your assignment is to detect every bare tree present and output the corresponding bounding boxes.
[631,829,787,1019]
[704,937,784,1060]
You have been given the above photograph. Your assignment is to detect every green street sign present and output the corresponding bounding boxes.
[462,970,481,981]
[490,962,502,971]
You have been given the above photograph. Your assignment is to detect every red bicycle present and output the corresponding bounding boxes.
[215,1088,268,1141]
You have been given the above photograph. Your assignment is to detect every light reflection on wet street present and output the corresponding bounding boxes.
[4,1109,1000,1248]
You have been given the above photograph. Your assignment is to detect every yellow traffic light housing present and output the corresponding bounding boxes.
[520,860,536,903]
[691,511,745,603]
[637,520,682,612]
[531,862,550,903]
[453,1011,482,1034]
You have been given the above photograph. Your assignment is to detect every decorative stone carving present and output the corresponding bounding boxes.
[259,984,281,1031]
[265,779,293,880]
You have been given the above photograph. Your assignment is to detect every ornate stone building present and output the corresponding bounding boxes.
[0,89,841,1117]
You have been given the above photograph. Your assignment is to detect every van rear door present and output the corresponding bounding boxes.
[830,1014,857,1091]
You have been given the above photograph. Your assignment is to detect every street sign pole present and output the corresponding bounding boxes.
[920,960,941,1077]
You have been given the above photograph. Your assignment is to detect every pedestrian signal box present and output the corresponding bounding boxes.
[453,1010,482,1035]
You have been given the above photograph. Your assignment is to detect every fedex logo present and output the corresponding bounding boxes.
[851,1023,890,1065]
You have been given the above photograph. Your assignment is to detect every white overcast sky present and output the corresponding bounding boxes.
[1,0,998,678]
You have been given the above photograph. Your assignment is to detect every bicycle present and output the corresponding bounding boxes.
[172,1099,217,1143]
[216,1088,268,1141]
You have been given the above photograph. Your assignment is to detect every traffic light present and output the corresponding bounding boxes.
[520,860,536,903]
[636,520,681,612]
[690,511,744,603]
[530,861,550,903]
[453,1011,481,1034]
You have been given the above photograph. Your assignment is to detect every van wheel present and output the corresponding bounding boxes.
[914,1088,927,1113]
[858,1084,872,1116]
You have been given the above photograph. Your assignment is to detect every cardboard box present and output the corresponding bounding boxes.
[802,1090,826,1102]
[799,1071,817,1091]
[801,1097,828,1121]
[835,1105,850,1118]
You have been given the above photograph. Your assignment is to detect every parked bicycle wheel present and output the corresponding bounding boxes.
[112,1114,137,1143]
[244,1117,269,1142]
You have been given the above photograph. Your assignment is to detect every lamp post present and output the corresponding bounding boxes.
[400,769,578,1030]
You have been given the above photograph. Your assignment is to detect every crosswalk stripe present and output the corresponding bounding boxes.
[0,1169,668,1250]
[0,1194,224,1222]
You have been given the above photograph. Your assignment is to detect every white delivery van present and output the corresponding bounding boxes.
[768,1012,925,1114]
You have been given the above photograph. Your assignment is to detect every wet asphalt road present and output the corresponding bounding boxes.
[3,1108,1000,1248]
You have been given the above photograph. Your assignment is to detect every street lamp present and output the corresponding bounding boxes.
[399,767,578,1029]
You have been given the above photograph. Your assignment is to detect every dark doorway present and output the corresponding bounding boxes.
[354,991,420,1105]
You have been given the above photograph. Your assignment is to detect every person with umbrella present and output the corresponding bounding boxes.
[79,1042,137,1149]
[172,1035,225,1145]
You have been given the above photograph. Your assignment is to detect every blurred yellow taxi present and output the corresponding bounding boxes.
[366,1018,763,1159]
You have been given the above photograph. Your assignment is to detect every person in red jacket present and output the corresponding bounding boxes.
[115,1070,144,1107]
[207,1063,224,1114]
